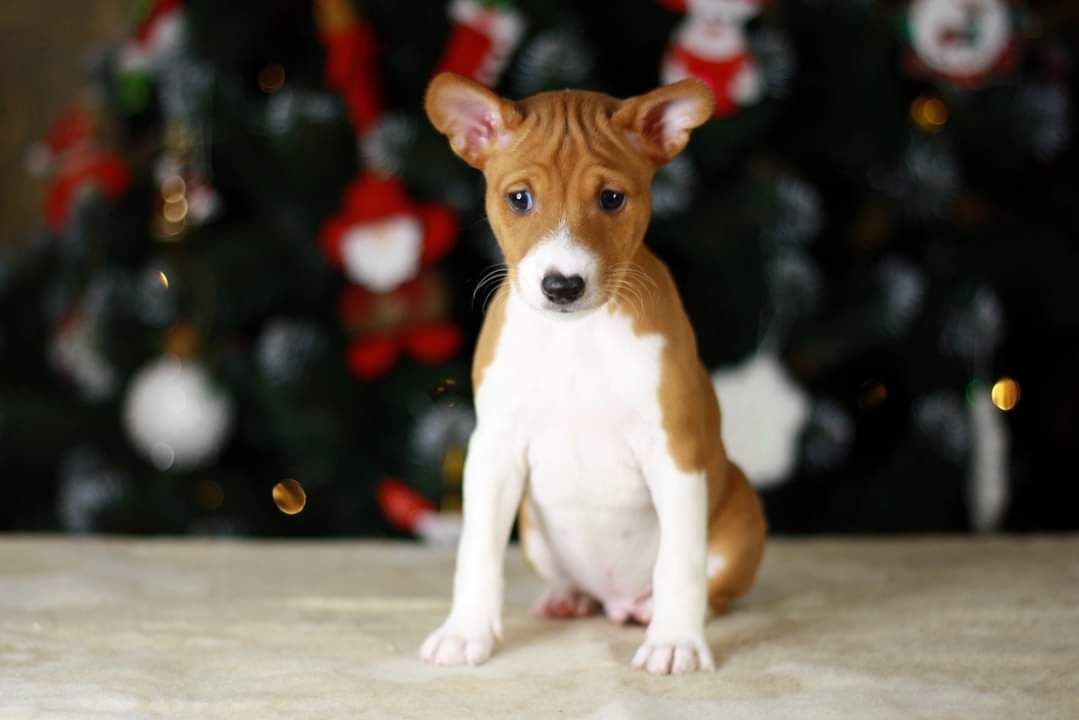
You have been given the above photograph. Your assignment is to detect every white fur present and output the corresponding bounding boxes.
[420,262,714,673]
[514,219,602,313]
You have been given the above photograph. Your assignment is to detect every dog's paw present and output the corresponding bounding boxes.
[531,588,599,619]
[631,637,715,674]
[419,619,498,667]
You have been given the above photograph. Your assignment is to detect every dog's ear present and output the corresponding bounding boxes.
[425,73,522,170]
[612,79,714,166]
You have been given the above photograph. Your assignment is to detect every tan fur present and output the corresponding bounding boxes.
[427,73,766,616]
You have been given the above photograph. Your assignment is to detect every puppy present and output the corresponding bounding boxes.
[419,73,766,675]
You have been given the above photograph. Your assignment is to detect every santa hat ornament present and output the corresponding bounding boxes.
[901,0,1023,89]
[435,0,526,87]
[117,0,185,74]
[660,0,769,118]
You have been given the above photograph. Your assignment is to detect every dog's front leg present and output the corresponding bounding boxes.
[633,460,715,674]
[419,428,525,666]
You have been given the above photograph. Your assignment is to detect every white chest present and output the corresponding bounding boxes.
[476,293,669,599]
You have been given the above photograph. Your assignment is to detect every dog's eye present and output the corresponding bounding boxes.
[599,190,626,212]
[506,190,533,214]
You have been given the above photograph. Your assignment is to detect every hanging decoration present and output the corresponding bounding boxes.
[338,271,462,379]
[901,0,1023,89]
[435,0,526,86]
[319,174,457,292]
[315,0,527,381]
[658,0,768,118]
[27,104,131,233]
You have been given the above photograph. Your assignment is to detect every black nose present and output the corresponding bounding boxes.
[541,272,586,304]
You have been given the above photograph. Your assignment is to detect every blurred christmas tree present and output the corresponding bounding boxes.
[1,0,1076,536]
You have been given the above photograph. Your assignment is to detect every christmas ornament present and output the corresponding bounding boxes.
[901,0,1022,89]
[766,174,823,247]
[28,105,131,233]
[123,356,233,470]
[117,0,185,74]
[659,0,768,118]
[377,477,462,547]
[49,311,117,402]
[314,0,382,135]
[435,0,526,87]
[338,271,463,380]
[712,351,810,488]
[320,174,458,292]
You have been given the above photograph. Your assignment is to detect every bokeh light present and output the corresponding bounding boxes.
[258,63,286,94]
[991,377,1020,411]
[273,479,306,515]
[911,96,948,133]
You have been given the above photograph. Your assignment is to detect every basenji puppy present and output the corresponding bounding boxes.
[419,73,766,674]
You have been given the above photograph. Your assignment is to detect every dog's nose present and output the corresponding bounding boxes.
[541,272,586,304]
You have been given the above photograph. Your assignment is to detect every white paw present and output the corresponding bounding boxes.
[631,637,715,675]
[419,619,499,667]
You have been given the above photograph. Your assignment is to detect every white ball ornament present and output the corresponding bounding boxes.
[712,351,811,489]
[123,356,233,471]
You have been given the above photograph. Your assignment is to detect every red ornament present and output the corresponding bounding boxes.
[377,477,436,533]
[33,106,131,231]
[315,0,383,135]
[435,0,526,87]
[346,335,400,380]
[402,323,464,364]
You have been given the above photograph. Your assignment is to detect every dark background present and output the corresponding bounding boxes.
[1,0,1077,538]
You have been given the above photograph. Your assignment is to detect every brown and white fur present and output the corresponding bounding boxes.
[419,73,766,674]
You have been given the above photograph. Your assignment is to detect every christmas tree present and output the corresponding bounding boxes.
[1,0,1076,537]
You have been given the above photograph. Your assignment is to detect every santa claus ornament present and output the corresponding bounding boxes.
[659,0,768,118]
[320,174,457,293]
[901,0,1023,89]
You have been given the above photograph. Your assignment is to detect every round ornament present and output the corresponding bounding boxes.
[122,356,233,470]
[902,0,1022,89]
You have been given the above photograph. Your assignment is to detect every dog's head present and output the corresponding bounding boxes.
[425,74,713,316]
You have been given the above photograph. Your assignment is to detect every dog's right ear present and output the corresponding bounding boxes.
[425,73,522,170]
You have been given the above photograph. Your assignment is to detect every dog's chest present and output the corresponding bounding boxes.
[477,295,668,597]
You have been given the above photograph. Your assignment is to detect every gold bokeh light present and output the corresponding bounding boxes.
[911,96,948,133]
[991,377,1020,411]
[273,479,307,515]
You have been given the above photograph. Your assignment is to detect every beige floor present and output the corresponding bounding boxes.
[1,536,1076,719]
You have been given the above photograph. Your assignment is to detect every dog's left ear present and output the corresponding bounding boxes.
[425,72,522,170]
[612,79,715,166]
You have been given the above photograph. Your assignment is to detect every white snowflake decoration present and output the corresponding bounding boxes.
[712,352,811,488]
